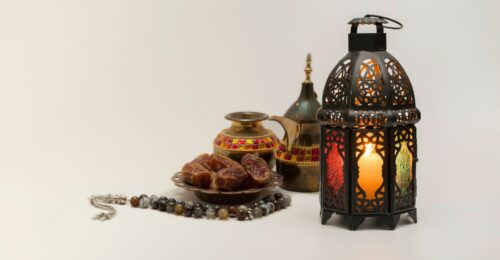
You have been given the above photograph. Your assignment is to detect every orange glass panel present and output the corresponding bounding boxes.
[357,143,383,200]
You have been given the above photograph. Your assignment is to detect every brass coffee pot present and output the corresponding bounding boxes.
[270,54,321,192]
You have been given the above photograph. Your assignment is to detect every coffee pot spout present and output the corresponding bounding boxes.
[269,116,301,151]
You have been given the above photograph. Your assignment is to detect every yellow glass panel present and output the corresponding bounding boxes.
[396,141,413,195]
[358,143,383,200]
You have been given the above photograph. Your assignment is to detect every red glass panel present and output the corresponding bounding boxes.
[326,142,344,195]
[323,128,346,211]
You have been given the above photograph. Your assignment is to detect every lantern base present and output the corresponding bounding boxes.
[320,211,332,225]
[321,208,417,230]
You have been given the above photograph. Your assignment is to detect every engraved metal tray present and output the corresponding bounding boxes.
[172,171,282,205]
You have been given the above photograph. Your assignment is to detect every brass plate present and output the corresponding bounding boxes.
[172,171,282,205]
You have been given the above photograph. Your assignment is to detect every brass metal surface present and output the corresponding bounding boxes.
[304,53,312,83]
[269,116,300,151]
[275,161,320,192]
[271,54,322,192]
[213,111,278,169]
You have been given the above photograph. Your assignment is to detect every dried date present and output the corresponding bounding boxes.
[181,162,213,188]
[214,166,249,191]
[191,153,210,169]
[241,153,271,187]
[208,154,240,172]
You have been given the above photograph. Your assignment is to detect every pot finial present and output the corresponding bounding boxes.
[304,53,312,83]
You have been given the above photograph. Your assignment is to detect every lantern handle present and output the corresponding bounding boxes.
[364,14,403,30]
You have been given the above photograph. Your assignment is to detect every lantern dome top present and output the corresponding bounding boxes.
[318,15,420,128]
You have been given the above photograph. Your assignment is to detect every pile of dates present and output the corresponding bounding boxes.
[181,153,271,191]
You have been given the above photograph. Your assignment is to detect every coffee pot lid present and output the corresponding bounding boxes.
[283,54,321,123]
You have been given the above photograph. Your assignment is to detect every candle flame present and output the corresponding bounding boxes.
[364,143,374,156]
[358,142,383,200]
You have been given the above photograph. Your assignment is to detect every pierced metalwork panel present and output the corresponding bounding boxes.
[354,59,387,107]
[392,126,416,211]
[385,58,415,106]
[317,109,346,125]
[352,130,387,213]
[323,58,352,107]
[323,127,347,212]
[395,108,420,124]
[317,108,420,127]
[353,110,387,127]
[318,51,420,128]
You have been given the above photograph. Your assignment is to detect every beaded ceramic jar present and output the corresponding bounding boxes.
[213,112,279,169]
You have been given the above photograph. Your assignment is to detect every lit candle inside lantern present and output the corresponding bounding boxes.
[358,142,383,200]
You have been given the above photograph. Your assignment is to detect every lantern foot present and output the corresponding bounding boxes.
[382,214,401,230]
[408,209,417,223]
[321,210,333,225]
[347,216,365,230]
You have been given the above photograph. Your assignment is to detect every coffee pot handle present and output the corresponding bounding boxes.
[269,116,301,151]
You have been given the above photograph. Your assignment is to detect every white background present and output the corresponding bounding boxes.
[1,0,499,259]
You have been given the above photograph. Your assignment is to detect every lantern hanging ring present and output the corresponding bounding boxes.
[364,14,403,30]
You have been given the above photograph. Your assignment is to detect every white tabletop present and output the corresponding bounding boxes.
[1,1,499,259]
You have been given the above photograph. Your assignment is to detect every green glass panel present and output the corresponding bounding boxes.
[395,141,413,196]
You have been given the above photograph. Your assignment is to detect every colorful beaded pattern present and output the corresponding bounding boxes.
[275,141,320,165]
[213,133,279,152]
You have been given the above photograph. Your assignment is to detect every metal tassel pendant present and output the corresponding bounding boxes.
[90,194,127,221]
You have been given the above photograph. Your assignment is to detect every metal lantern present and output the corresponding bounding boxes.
[318,15,420,230]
